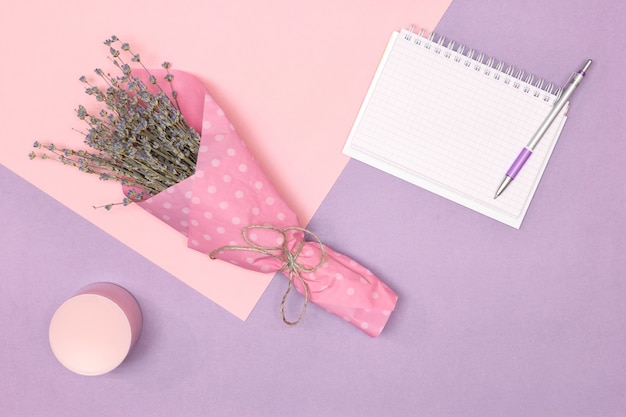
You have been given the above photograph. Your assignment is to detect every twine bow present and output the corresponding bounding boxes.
[208,225,326,326]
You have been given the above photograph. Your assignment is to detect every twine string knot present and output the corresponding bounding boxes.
[208,225,326,325]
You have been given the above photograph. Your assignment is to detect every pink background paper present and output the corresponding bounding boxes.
[0,0,451,319]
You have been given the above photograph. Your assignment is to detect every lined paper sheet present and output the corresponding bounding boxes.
[343,29,568,228]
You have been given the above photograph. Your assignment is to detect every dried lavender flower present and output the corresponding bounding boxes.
[31,36,201,207]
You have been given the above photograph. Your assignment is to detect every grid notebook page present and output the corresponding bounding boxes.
[343,29,568,228]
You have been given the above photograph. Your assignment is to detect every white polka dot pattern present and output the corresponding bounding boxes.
[135,72,397,337]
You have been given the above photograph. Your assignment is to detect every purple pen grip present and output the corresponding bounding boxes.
[506,148,533,179]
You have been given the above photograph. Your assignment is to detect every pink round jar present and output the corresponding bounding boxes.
[48,282,143,376]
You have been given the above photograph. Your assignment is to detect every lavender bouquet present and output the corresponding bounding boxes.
[32,37,398,336]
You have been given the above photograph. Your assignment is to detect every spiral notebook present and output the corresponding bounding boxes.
[343,28,568,228]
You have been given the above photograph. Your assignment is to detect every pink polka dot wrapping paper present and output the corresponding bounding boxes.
[135,70,398,337]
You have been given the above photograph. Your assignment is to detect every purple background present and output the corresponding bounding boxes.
[2,0,625,416]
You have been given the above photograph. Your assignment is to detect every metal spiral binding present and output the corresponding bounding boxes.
[406,26,563,103]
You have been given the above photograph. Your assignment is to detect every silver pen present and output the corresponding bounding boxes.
[494,59,593,199]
